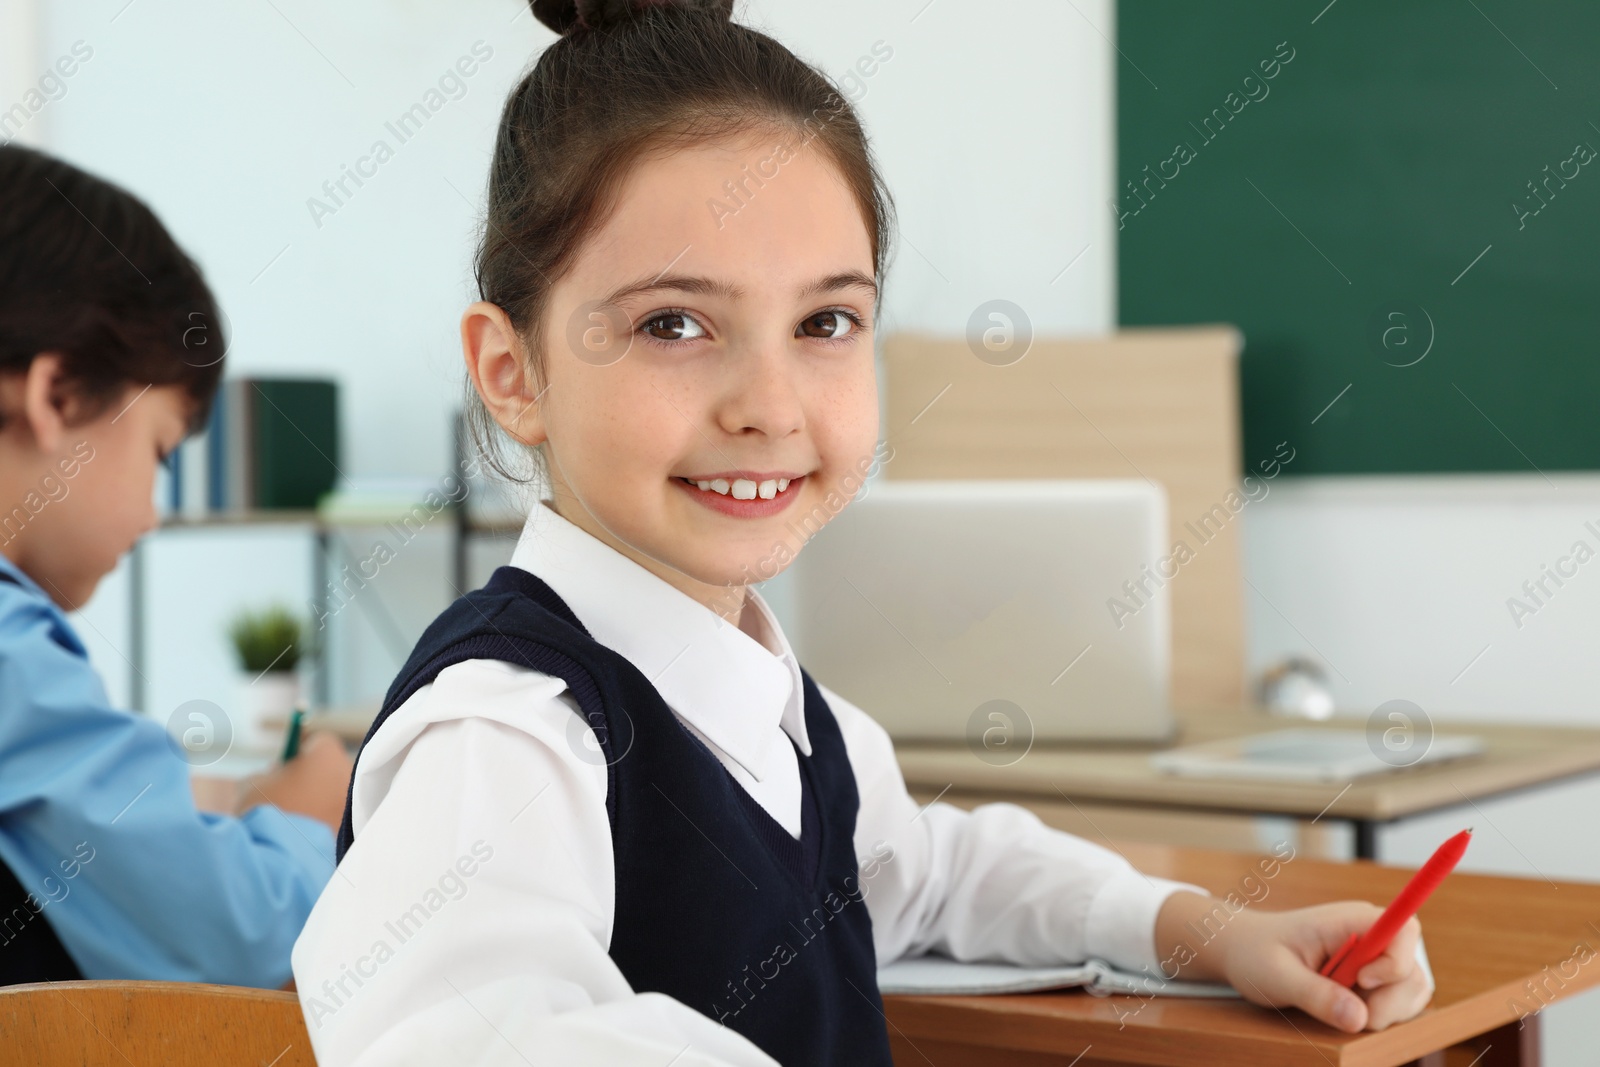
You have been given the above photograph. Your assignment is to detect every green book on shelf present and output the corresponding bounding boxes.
[250,379,339,510]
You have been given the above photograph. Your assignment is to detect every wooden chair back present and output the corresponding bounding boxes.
[881,326,1246,711]
[0,980,315,1066]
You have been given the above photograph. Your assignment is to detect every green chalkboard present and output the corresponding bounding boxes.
[1117,1,1600,475]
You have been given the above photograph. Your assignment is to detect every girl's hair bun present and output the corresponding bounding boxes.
[530,0,735,35]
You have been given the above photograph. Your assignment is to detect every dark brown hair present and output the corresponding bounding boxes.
[468,0,894,480]
[0,144,225,433]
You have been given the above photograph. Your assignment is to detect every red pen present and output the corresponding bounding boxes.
[1319,828,1471,988]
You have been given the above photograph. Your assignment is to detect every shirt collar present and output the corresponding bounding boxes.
[508,501,812,781]
[0,553,85,654]
[0,553,48,601]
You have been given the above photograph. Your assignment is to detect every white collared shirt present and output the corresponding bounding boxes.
[291,502,1204,1066]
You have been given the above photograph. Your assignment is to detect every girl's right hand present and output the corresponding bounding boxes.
[1218,902,1432,1033]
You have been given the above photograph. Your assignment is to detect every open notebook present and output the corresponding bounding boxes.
[877,954,1238,998]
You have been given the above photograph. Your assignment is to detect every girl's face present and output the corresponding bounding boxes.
[488,134,881,618]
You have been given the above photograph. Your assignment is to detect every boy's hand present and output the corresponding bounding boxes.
[241,731,355,833]
[1157,893,1434,1033]
[190,774,242,815]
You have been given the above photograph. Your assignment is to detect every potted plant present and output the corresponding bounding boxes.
[228,605,307,749]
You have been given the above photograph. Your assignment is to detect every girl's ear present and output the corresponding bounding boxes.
[461,301,548,447]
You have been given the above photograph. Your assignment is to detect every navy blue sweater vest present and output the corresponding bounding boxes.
[0,856,82,985]
[337,566,894,1065]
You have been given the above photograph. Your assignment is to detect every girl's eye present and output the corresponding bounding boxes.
[638,310,706,343]
[797,309,862,341]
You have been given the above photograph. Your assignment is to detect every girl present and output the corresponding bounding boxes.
[0,144,352,987]
[292,2,1432,1063]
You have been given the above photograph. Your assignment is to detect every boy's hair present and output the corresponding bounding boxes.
[0,145,225,434]
[469,0,895,481]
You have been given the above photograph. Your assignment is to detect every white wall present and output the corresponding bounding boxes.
[741,0,1117,338]
[38,0,533,480]
[1243,474,1600,726]
[0,1,43,148]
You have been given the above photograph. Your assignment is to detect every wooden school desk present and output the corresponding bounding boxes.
[883,841,1595,1067]
[893,706,1600,860]
[265,706,1600,862]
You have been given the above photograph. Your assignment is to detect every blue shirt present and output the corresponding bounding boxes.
[0,554,334,987]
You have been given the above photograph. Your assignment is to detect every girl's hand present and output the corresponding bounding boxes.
[1155,892,1434,1032]
[1214,901,1433,1032]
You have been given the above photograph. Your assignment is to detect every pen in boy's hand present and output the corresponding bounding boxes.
[280,707,305,763]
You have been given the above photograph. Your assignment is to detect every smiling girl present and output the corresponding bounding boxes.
[291,2,1432,1063]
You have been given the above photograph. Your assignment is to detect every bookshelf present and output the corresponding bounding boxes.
[133,409,531,716]
[127,506,522,716]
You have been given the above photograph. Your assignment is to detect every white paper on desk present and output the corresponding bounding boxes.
[877,954,1239,998]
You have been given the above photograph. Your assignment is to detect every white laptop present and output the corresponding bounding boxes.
[785,480,1175,745]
